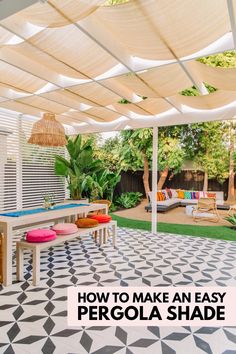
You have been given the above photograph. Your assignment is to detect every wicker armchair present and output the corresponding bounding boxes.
[89,200,111,215]
[192,198,220,223]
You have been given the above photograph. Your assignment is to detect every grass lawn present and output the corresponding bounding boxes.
[111,213,236,242]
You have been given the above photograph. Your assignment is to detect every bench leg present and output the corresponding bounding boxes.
[32,248,40,286]
[94,230,98,242]
[103,228,107,244]
[98,229,103,245]
[112,223,117,246]
[16,244,24,281]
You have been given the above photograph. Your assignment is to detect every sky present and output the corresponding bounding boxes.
[101,131,118,140]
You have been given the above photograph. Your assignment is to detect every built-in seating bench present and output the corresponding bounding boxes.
[16,220,117,286]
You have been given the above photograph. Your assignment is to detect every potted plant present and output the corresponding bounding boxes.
[43,193,55,209]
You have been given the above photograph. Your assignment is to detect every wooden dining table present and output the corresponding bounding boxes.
[0,202,108,286]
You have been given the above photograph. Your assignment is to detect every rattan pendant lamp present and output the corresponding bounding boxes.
[28,113,67,147]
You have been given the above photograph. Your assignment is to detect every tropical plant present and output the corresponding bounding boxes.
[90,169,121,201]
[54,135,102,199]
[225,214,236,227]
[103,170,121,201]
[115,192,143,209]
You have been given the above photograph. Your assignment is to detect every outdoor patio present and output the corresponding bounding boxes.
[1,1,236,354]
[0,227,236,354]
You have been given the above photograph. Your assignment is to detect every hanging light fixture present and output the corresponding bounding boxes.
[28,113,67,147]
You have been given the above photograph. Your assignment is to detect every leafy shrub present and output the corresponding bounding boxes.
[109,203,118,212]
[225,214,236,227]
[115,192,143,209]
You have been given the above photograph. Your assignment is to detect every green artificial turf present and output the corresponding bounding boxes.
[110,213,236,242]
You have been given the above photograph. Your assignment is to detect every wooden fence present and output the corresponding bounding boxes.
[114,170,229,200]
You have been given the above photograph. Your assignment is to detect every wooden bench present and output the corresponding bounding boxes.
[16,220,117,286]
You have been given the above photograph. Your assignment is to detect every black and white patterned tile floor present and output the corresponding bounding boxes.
[0,228,236,354]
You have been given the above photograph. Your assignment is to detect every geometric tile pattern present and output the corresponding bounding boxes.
[0,228,236,354]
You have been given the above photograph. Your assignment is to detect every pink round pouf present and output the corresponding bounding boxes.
[52,223,78,235]
[26,229,57,243]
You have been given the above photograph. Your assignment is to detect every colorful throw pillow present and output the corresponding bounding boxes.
[90,214,112,223]
[166,188,172,199]
[207,192,216,199]
[161,190,169,199]
[157,191,166,201]
[177,190,185,199]
[190,191,200,199]
[184,191,191,199]
[75,218,99,228]
[26,229,57,243]
[199,191,207,198]
[171,189,178,198]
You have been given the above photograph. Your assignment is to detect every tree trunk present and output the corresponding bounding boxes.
[227,123,235,203]
[143,155,150,198]
[203,171,208,191]
[157,168,169,190]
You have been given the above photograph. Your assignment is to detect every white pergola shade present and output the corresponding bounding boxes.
[0,0,236,133]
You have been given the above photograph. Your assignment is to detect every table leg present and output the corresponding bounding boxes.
[33,247,40,286]
[16,244,24,281]
[2,223,13,286]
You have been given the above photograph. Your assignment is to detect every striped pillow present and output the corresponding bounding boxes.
[199,191,207,198]
[166,188,172,199]
[191,191,199,199]
[157,191,166,201]
[162,190,169,199]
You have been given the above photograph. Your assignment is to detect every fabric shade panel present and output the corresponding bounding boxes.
[110,99,173,116]
[172,90,236,110]
[41,90,98,111]
[187,61,236,92]
[0,83,30,100]
[100,77,136,102]
[0,101,42,116]
[28,112,67,147]
[0,0,236,133]
[0,45,87,85]
[60,110,110,123]
[137,98,173,115]
[1,0,104,29]
[82,107,122,122]
[111,102,152,116]
[93,0,230,60]
[0,97,8,103]
[27,25,119,78]
[102,63,192,98]
[0,60,47,93]
[0,27,18,46]
[69,82,122,106]
[16,96,71,115]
